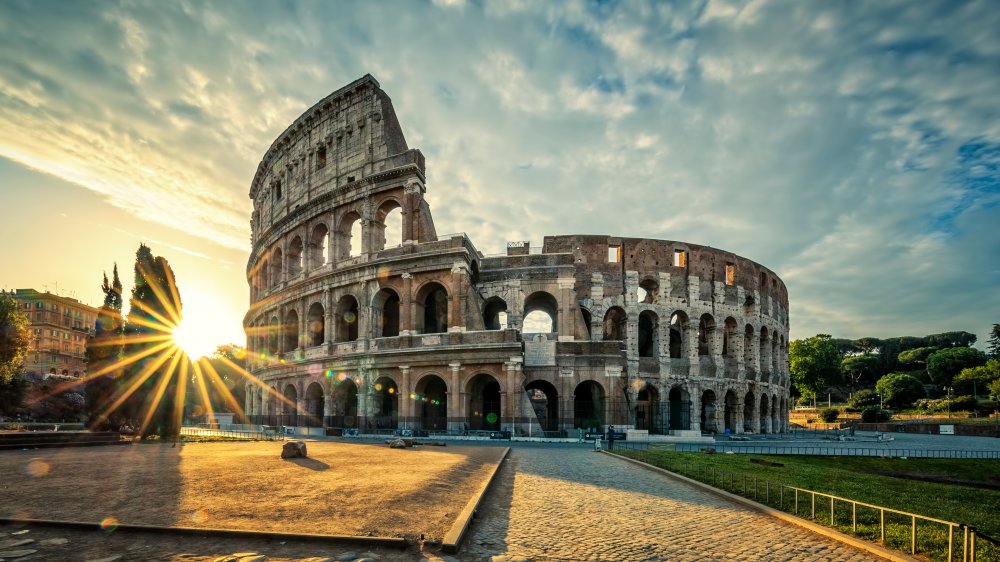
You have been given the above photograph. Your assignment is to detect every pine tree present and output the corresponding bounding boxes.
[988,323,1000,360]
[84,265,125,429]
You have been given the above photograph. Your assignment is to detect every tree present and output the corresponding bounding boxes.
[989,378,1000,401]
[926,347,987,386]
[953,359,1000,397]
[924,331,977,348]
[847,389,879,412]
[195,344,248,419]
[875,373,926,409]
[897,347,939,370]
[122,244,184,438]
[85,266,125,429]
[988,324,1000,360]
[0,293,31,386]
[841,355,882,389]
[790,334,843,400]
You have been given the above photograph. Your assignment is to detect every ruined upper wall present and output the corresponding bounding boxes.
[249,75,422,244]
[542,234,789,316]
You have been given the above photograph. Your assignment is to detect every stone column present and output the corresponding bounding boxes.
[687,321,701,378]
[323,289,332,344]
[734,400,744,434]
[690,388,702,433]
[590,274,604,342]
[449,362,462,431]
[710,327,724,378]
[449,263,466,331]
[752,398,761,433]
[557,276,576,340]
[399,365,411,428]
[400,273,413,335]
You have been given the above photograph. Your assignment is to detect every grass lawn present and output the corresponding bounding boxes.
[617,447,1000,562]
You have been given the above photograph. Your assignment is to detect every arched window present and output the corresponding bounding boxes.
[307,303,325,346]
[336,295,359,342]
[338,211,362,260]
[698,314,715,356]
[523,291,558,333]
[287,236,303,277]
[270,248,283,286]
[483,297,508,330]
[310,224,329,269]
[375,200,403,251]
[637,277,658,304]
[372,288,400,337]
[283,309,299,352]
[417,283,448,334]
[603,307,627,342]
[638,310,658,358]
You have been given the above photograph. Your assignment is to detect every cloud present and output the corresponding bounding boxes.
[1,0,998,346]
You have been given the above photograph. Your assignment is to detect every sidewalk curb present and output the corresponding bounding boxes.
[442,446,511,554]
[603,451,920,562]
[0,517,408,549]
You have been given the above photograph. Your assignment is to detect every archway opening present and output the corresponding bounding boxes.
[375,200,403,251]
[760,393,770,434]
[310,224,329,269]
[268,316,279,355]
[330,376,358,428]
[580,306,593,339]
[700,389,717,433]
[270,248,283,286]
[698,314,715,356]
[526,379,559,432]
[638,310,658,358]
[373,289,400,337]
[305,382,324,427]
[635,383,663,433]
[336,295,359,342]
[373,377,399,430]
[416,375,448,431]
[417,283,448,334]
[339,212,361,260]
[603,307,627,342]
[573,380,605,431]
[282,384,298,427]
[668,387,691,430]
[307,303,325,346]
[283,309,298,352]
[483,297,508,330]
[523,291,558,333]
[669,312,688,359]
[467,373,502,431]
[724,390,738,433]
[637,277,658,304]
[287,236,303,277]
[743,391,756,433]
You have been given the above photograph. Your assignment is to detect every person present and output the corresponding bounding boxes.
[607,425,616,450]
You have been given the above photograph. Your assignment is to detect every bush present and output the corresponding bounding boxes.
[875,373,926,409]
[819,408,840,423]
[913,395,978,413]
[847,389,878,412]
[861,407,891,423]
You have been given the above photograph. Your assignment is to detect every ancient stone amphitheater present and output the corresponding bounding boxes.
[244,75,790,438]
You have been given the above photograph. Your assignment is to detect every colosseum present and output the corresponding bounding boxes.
[243,74,790,439]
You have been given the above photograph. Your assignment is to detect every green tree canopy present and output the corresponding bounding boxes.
[847,389,879,412]
[0,293,31,386]
[875,373,926,409]
[926,347,987,386]
[988,324,1000,360]
[953,359,1000,396]
[924,331,977,348]
[897,346,939,369]
[841,354,882,388]
[790,334,843,399]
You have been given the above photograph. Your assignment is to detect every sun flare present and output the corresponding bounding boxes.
[172,318,216,360]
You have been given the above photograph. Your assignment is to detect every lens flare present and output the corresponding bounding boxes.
[25,458,50,477]
[99,516,119,533]
[375,383,383,391]
[343,311,357,323]
[190,509,209,524]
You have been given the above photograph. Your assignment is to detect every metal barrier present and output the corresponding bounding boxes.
[617,441,1000,459]
[611,443,999,561]
[180,426,284,441]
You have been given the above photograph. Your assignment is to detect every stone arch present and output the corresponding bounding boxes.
[307,302,325,346]
[635,382,663,433]
[282,383,298,426]
[372,288,400,337]
[743,390,756,433]
[304,381,324,427]
[698,313,716,356]
[580,306,593,339]
[638,310,658,358]
[526,379,559,432]
[309,222,329,269]
[701,389,718,433]
[374,198,403,251]
[637,276,659,304]
[603,306,627,342]
[722,317,739,377]
[760,392,770,434]
[759,326,771,380]
[372,376,399,429]
[270,247,283,286]
[573,380,606,431]
[482,296,508,330]
[415,282,448,334]
[330,375,358,428]
[668,386,691,430]
[283,309,299,352]
[772,394,780,433]
[744,324,755,379]
[268,315,279,354]
[335,295,359,342]
[287,235,303,277]
[415,374,448,431]
[467,373,502,431]
[523,291,558,333]
[337,210,362,260]
[669,311,689,359]
[724,389,739,433]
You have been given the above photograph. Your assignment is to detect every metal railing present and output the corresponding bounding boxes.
[180,426,284,441]
[623,441,1000,459]
[611,443,999,561]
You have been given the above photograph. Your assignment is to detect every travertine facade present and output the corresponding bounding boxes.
[244,75,790,436]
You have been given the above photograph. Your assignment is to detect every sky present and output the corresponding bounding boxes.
[0,0,998,357]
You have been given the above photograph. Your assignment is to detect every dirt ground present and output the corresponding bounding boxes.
[0,440,505,545]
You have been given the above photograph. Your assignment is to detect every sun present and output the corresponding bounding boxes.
[171,318,217,360]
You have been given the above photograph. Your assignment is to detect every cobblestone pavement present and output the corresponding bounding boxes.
[464,448,878,561]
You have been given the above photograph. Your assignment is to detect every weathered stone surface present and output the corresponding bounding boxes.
[280,440,307,459]
[40,537,69,546]
[0,549,37,559]
[334,551,357,561]
[0,538,34,549]
[386,438,409,449]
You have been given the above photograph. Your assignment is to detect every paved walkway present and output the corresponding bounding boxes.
[464,448,876,562]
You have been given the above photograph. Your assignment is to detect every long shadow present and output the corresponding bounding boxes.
[287,457,330,471]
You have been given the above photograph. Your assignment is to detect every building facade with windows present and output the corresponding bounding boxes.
[244,75,791,436]
[6,289,98,378]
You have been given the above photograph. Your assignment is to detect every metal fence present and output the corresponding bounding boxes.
[180,426,284,441]
[610,443,999,561]
[619,441,1000,459]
